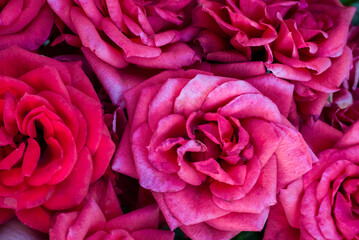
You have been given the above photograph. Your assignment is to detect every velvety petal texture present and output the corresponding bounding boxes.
[0,0,54,50]
[49,177,174,240]
[48,0,200,70]
[0,46,115,232]
[265,120,359,239]
[193,0,355,116]
[112,68,314,238]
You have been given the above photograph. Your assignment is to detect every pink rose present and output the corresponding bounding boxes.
[0,46,115,232]
[265,120,359,240]
[112,66,315,239]
[47,0,200,70]
[194,0,355,116]
[50,177,174,240]
[0,0,54,50]
[322,26,359,131]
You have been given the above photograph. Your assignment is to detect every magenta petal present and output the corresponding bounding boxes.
[70,7,128,69]
[174,74,225,116]
[148,77,188,131]
[0,5,54,51]
[112,127,138,179]
[206,208,269,232]
[125,43,198,69]
[180,222,238,240]
[263,203,300,240]
[67,198,106,240]
[201,80,259,112]
[273,123,313,188]
[131,229,175,240]
[105,205,159,232]
[163,185,229,226]
[212,155,277,213]
[246,74,294,118]
[132,123,186,192]
[220,93,282,122]
[102,17,162,58]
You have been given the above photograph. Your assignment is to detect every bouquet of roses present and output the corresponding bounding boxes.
[0,0,358,239]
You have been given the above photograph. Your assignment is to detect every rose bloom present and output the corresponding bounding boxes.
[47,0,200,70]
[0,0,54,50]
[264,120,359,240]
[50,177,174,240]
[322,26,359,131]
[0,46,115,232]
[112,65,315,239]
[193,0,354,116]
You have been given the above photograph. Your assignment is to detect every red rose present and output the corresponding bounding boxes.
[0,46,115,232]
[48,0,200,70]
[50,177,174,240]
[194,0,354,116]
[112,66,314,239]
[265,120,359,240]
[0,0,54,50]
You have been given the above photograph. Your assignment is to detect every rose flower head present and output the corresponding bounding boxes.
[50,177,174,240]
[0,0,54,50]
[112,66,315,239]
[0,46,115,232]
[193,0,355,116]
[48,0,201,70]
[322,26,359,132]
[265,120,359,240]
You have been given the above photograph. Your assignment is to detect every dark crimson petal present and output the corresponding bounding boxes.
[0,208,14,225]
[90,124,115,183]
[3,92,18,136]
[0,184,54,209]
[131,229,175,240]
[0,46,71,85]
[18,65,70,101]
[67,86,102,155]
[16,206,51,233]
[44,147,92,210]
